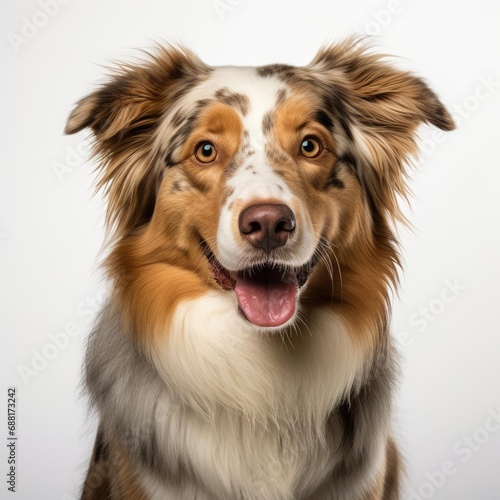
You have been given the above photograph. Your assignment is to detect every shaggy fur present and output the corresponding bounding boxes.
[67,39,454,499]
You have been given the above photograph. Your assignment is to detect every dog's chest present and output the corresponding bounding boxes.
[143,407,345,500]
[132,299,371,498]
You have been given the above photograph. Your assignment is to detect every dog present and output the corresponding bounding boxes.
[66,39,454,499]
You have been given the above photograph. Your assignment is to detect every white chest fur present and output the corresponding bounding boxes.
[137,293,374,499]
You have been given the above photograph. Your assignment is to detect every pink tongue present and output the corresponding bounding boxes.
[234,269,297,327]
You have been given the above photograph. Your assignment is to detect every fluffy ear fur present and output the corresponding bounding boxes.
[65,46,210,238]
[311,39,455,221]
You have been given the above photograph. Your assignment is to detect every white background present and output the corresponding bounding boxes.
[1,0,499,499]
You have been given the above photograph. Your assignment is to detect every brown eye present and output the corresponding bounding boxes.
[195,141,217,163]
[300,136,322,158]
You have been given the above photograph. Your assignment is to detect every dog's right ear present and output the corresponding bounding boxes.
[64,46,210,238]
[65,45,209,140]
[64,70,158,139]
[64,89,111,135]
[65,93,100,135]
[65,69,166,139]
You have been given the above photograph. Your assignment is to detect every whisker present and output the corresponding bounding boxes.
[295,313,313,340]
[318,237,343,304]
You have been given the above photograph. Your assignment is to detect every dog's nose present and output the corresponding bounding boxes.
[239,204,296,253]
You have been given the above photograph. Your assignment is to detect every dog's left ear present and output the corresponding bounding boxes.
[312,40,455,219]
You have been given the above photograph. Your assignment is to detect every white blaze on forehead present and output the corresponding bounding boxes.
[213,67,281,150]
[188,66,285,149]
[205,68,293,201]
[188,66,293,199]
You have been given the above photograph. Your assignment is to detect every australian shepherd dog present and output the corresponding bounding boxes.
[66,39,454,499]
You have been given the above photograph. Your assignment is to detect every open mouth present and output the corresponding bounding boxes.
[202,244,319,328]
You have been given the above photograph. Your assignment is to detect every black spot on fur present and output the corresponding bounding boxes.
[165,99,212,166]
[171,108,185,128]
[327,168,345,189]
[226,159,239,175]
[115,116,159,144]
[338,153,359,182]
[276,88,287,105]
[138,423,161,473]
[262,112,274,135]
[257,64,294,78]
[339,152,357,168]
[214,88,250,115]
[93,427,108,462]
[362,93,390,102]
[169,75,205,103]
[133,175,158,228]
[165,150,175,167]
[314,110,334,131]
[322,88,354,141]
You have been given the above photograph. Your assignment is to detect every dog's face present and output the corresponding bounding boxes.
[151,69,359,329]
[66,41,454,339]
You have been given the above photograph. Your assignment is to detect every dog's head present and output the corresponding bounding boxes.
[66,40,454,338]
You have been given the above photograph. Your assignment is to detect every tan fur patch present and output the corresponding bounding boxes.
[181,102,243,153]
[109,445,149,499]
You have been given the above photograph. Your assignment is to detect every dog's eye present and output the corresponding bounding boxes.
[195,141,217,163]
[300,137,322,158]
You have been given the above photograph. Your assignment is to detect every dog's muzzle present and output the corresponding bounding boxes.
[205,202,318,329]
